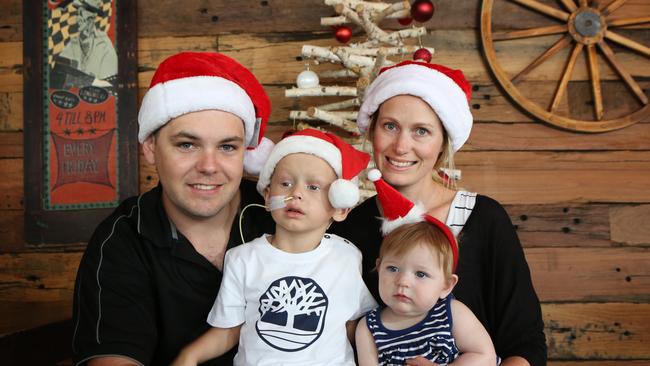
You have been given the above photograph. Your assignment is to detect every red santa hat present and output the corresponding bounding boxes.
[137,52,273,175]
[358,61,473,152]
[257,129,370,209]
[367,168,458,272]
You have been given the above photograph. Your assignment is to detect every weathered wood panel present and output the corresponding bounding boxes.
[2,0,648,42]
[457,151,650,204]
[0,132,22,157]
[528,247,650,302]
[610,205,650,246]
[0,210,23,252]
[0,92,22,131]
[0,159,22,209]
[544,303,650,359]
[508,204,612,248]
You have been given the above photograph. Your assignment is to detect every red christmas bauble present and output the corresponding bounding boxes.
[398,16,413,26]
[413,48,432,63]
[410,0,435,23]
[335,26,353,44]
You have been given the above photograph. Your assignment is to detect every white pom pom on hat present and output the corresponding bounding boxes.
[358,61,473,152]
[256,129,370,209]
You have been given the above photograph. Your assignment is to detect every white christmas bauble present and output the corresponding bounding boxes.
[296,70,319,88]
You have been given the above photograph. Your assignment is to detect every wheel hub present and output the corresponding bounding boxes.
[568,7,607,44]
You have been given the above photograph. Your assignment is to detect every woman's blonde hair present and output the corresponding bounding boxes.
[378,221,456,280]
[365,109,458,189]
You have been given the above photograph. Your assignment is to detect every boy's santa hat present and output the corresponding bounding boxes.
[137,52,273,175]
[358,61,473,152]
[367,168,458,272]
[257,129,370,209]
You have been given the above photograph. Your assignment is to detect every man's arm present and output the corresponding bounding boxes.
[171,325,241,366]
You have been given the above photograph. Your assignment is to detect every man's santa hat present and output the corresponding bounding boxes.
[358,61,473,152]
[137,52,273,174]
[367,168,458,272]
[257,129,370,209]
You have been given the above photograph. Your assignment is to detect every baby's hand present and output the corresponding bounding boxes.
[405,356,440,366]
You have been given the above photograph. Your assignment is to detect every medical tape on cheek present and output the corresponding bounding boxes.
[266,195,294,211]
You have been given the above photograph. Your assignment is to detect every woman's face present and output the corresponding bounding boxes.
[371,95,445,191]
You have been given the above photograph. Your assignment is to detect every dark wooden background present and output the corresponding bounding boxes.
[1,0,649,364]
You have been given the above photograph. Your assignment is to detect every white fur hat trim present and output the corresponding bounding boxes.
[138,76,256,146]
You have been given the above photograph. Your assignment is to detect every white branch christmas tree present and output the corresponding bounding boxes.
[285,0,436,137]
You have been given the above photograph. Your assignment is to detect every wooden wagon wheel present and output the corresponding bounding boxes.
[480,0,650,132]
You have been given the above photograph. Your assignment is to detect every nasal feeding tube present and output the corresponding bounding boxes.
[238,195,294,243]
[267,195,294,211]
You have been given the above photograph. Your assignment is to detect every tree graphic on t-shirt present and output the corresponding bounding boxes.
[256,276,328,352]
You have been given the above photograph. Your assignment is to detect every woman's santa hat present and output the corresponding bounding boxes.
[367,168,458,272]
[358,61,473,152]
[137,52,273,174]
[257,129,370,209]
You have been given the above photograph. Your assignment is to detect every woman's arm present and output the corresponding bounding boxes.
[449,299,496,365]
[171,325,241,366]
[355,317,380,366]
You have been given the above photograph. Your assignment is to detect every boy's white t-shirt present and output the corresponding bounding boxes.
[208,233,377,366]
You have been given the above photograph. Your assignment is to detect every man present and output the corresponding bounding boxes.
[60,0,118,81]
[72,52,275,365]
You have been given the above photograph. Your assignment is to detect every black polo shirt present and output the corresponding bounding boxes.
[72,180,274,365]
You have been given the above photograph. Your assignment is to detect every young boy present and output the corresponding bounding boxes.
[172,129,377,366]
[355,170,496,366]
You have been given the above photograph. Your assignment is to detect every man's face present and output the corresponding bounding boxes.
[143,110,246,224]
[77,6,96,37]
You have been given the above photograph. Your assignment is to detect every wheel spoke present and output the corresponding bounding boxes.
[587,45,604,120]
[598,40,649,104]
[511,0,570,22]
[512,36,573,84]
[550,43,584,112]
[493,24,568,41]
[600,0,627,15]
[579,0,588,7]
[590,0,603,8]
[559,0,578,12]
[605,30,650,58]
[608,16,650,28]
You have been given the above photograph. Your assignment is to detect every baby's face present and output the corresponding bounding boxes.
[266,153,337,234]
[377,243,453,319]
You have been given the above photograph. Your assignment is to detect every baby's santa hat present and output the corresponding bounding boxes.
[358,61,473,152]
[257,129,370,209]
[367,168,458,272]
[137,52,273,175]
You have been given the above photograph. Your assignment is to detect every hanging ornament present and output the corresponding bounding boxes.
[296,65,320,88]
[410,0,435,23]
[398,16,413,26]
[334,26,353,43]
[413,48,432,63]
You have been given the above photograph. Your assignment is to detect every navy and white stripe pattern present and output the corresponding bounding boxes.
[445,191,477,237]
[366,296,459,366]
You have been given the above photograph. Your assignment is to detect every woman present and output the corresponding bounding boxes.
[329,61,547,366]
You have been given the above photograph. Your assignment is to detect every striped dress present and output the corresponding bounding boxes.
[366,295,459,366]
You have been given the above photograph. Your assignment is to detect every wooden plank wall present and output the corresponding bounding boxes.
[1,0,649,364]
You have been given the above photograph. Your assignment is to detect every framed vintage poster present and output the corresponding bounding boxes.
[23,0,138,244]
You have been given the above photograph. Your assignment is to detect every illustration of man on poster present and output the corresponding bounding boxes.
[51,0,117,90]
